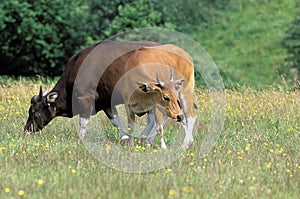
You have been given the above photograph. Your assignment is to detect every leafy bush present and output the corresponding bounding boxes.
[104,0,176,37]
[0,0,91,76]
[282,2,300,80]
[0,0,297,89]
[86,0,128,42]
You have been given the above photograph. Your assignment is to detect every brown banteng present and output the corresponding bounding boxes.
[24,40,196,149]
[119,44,197,149]
[24,41,158,137]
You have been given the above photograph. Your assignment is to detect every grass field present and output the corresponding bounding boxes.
[0,79,299,198]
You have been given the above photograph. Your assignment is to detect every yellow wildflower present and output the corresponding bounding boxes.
[180,186,194,193]
[106,144,111,152]
[18,190,25,196]
[169,189,176,196]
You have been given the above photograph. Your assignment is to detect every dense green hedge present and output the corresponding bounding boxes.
[0,0,225,76]
[0,0,92,75]
[282,2,300,74]
[0,0,298,87]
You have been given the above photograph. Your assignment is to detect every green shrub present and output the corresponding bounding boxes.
[104,0,176,37]
[282,2,300,80]
[0,0,91,76]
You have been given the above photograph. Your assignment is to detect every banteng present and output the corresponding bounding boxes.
[24,40,197,148]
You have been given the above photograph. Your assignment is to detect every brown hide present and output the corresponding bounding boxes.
[120,44,196,119]
[52,40,161,118]
[24,40,195,136]
[24,40,160,132]
[118,44,197,148]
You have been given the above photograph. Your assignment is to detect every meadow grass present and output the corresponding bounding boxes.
[0,79,299,199]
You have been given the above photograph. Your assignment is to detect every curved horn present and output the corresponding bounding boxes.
[170,68,174,83]
[156,72,165,87]
[39,85,43,98]
[43,84,50,96]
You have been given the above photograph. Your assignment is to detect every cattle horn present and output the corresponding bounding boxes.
[156,72,165,87]
[43,84,50,96]
[39,85,43,98]
[170,68,174,83]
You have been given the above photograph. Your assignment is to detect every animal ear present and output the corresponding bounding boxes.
[31,95,40,103]
[175,79,185,90]
[137,82,151,93]
[137,82,161,93]
[46,92,58,103]
[43,85,50,96]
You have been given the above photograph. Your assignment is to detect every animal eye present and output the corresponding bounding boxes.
[163,95,170,102]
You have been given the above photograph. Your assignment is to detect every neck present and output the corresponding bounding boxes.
[51,76,73,118]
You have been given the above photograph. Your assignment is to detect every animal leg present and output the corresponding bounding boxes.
[155,110,167,150]
[104,107,129,140]
[179,92,197,149]
[79,117,89,139]
[141,112,156,144]
[139,110,168,146]
[146,109,168,144]
[157,125,167,150]
[181,116,197,148]
[125,106,135,135]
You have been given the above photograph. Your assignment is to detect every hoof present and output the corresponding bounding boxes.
[121,135,130,140]
[120,136,131,147]
[79,134,85,140]
[161,145,168,150]
[161,142,168,150]
[24,131,34,135]
[181,140,193,149]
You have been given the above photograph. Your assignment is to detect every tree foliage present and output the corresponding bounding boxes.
[86,0,127,42]
[104,0,176,37]
[1,0,295,88]
[0,0,228,76]
[0,0,91,76]
[154,0,229,33]
[282,2,300,75]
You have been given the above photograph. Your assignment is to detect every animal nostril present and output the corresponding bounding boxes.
[177,115,183,122]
